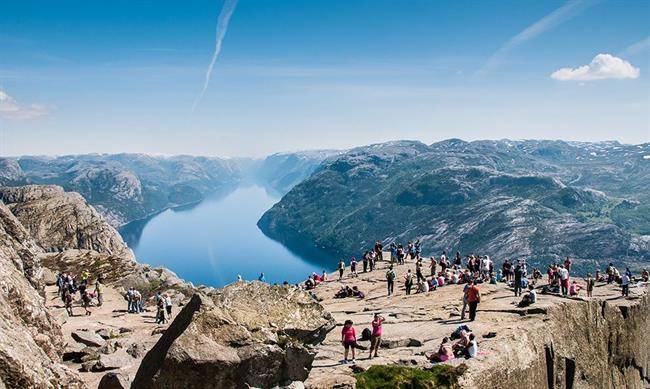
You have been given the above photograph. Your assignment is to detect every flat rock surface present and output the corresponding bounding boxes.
[305,259,649,388]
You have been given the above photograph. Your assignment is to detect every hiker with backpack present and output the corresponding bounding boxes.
[386,266,397,296]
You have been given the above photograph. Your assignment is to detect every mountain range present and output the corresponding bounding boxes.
[259,139,650,274]
[2,139,648,274]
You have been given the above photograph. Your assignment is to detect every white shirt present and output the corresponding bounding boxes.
[467,340,478,358]
[559,268,569,280]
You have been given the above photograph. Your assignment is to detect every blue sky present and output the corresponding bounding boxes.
[1,0,648,156]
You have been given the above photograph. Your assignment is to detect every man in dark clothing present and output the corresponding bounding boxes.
[514,265,524,297]
[375,241,383,261]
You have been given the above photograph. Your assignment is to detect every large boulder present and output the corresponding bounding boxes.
[98,372,131,389]
[71,331,106,348]
[133,282,336,389]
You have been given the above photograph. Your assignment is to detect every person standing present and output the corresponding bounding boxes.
[584,274,595,297]
[362,252,368,273]
[514,265,524,297]
[95,277,104,307]
[621,273,630,297]
[558,265,570,296]
[404,269,414,295]
[341,320,357,364]
[374,241,383,261]
[350,257,358,277]
[564,256,572,273]
[368,313,385,359]
[386,266,396,296]
[64,289,74,317]
[466,281,481,321]
[338,259,345,280]
[460,282,471,320]
[429,256,437,277]
[415,259,424,283]
[165,294,173,319]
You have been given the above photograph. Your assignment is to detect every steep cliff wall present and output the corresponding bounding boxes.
[459,293,649,389]
[0,203,84,388]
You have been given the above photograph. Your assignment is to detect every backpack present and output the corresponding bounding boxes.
[386,270,396,281]
[360,328,372,341]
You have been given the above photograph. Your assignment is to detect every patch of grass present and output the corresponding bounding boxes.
[355,364,464,389]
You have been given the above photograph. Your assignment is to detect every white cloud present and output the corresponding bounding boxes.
[551,54,640,81]
[0,88,50,119]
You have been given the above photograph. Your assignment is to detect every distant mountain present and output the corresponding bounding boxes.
[0,151,339,227]
[0,154,243,226]
[253,149,341,195]
[259,139,650,273]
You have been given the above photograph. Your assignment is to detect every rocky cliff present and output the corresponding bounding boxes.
[0,202,84,388]
[133,282,336,389]
[459,293,650,389]
[0,185,134,260]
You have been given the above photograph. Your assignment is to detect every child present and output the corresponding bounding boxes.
[341,320,357,363]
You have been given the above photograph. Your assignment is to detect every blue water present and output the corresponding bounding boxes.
[119,185,333,287]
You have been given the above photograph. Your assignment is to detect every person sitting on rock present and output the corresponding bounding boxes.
[518,285,537,307]
[463,333,478,359]
[452,330,471,357]
[642,269,649,282]
[569,281,581,296]
[322,270,329,281]
[427,337,455,363]
[341,319,358,364]
[351,286,365,299]
[428,276,438,291]
[417,279,430,293]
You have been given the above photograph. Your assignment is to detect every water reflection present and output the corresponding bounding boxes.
[118,184,335,287]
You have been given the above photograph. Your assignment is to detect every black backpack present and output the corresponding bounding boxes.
[360,328,372,341]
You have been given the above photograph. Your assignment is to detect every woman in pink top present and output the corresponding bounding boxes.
[437,274,445,287]
[341,319,357,363]
[369,313,385,359]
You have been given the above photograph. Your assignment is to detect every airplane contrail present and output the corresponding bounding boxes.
[192,0,239,112]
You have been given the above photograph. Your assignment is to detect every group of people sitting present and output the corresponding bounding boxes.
[56,271,103,317]
[427,326,478,362]
[334,285,365,299]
